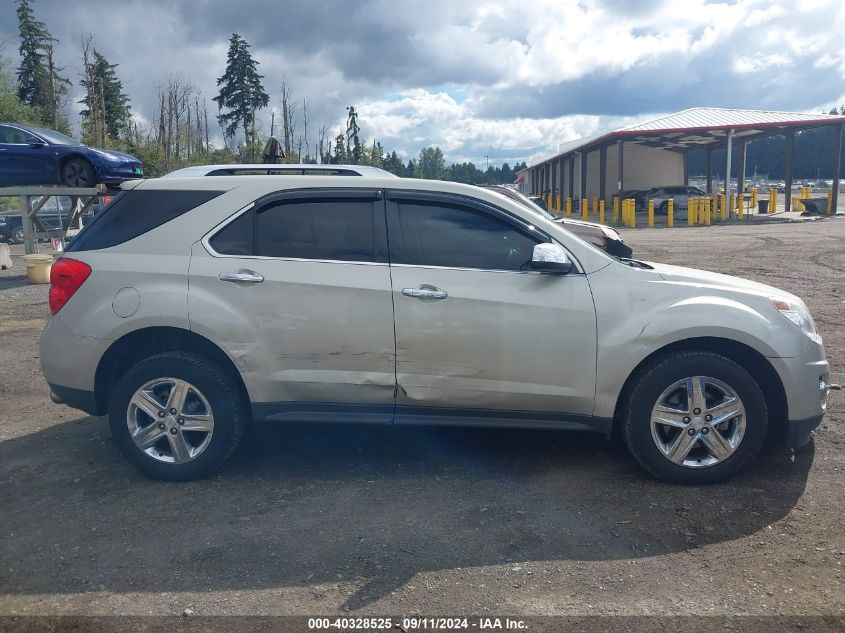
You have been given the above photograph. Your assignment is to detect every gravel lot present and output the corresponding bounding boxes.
[0,219,843,627]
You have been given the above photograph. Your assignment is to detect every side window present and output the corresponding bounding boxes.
[66,190,223,252]
[255,198,376,262]
[209,209,253,256]
[393,201,540,271]
[0,125,12,143]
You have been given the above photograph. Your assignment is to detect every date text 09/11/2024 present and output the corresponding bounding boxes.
[307,617,528,630]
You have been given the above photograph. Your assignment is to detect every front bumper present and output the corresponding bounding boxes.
[786,414,824,449]
[768,340,829,447]
[96,162,143,183]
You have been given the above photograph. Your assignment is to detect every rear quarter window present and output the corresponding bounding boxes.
[66,190,222,251]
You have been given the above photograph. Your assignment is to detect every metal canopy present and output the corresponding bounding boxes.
[531,107,845,167]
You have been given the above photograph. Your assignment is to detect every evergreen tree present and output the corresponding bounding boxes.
[405,159,416,178]
[333,132,346,163]
[213,33,269,149]
[79,49,131,141]
[345,106,361,163]
[15,0,49,108]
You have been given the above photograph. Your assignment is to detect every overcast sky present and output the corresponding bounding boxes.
[1,0,844,166]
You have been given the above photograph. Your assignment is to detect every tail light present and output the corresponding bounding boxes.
[49,258,92,315]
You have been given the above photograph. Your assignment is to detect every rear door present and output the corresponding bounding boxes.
[386,191,598,426]
[188,188,397,422]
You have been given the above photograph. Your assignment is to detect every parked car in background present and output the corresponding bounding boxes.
[649,185,707,215]
[40,175,827,483]
[0,123,143,188]
[483,186,632,257]
[163,164,397,178]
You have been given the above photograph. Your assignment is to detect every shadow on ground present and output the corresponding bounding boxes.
[0,417,812,609]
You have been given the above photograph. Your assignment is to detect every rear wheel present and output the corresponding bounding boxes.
[623,351,767,484]
[62,158,97,187]
[658,201,668,214]
[109,351,247,480]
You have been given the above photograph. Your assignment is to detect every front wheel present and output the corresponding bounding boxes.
[62,158,97,187]
[109,351,247,480]
[622,351,767,484]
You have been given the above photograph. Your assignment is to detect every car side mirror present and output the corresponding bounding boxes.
[530,243,573,274]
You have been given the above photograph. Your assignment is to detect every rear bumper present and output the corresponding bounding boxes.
[49,383,99,416]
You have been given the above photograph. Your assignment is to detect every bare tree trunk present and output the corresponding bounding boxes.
[203,100,210,153]
[281,77,292,160]
[302,98,309,162]
[317,125,327,165]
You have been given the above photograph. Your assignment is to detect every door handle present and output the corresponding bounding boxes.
[401,285,448,300]
[218,269,264,283]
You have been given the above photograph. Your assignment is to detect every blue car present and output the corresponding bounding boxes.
[0,122,143,188]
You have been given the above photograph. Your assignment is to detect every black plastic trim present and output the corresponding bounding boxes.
[48,383,100,416]
[786,414,824,449]
[250,401,612,435]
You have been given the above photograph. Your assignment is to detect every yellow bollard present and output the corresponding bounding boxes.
[566,197,572,218]
[667,198,674,227]
[581,198,588,221]
[599,199,605,225]
[720,194,727,220]
[629,200,636,228]
[613,196,619,222]
[556,195,562,214]
[547,196,553,212]
[687,197,696,226]
[704,197,711,225]
[792,196,802,212]
[828,190,833,215]
[772,189,777,213]
[738,195,744,221]
[751,188,758,213]
[648,199,654,228]
[728,193,735,219]
[592,197,598,217]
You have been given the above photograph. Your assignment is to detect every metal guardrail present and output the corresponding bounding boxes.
[0,186,106,254]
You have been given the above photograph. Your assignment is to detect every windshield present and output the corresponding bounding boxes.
[508,191,555,220]
[29,127,80,145]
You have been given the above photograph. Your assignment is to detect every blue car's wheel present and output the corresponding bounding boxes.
[62,158,96,188]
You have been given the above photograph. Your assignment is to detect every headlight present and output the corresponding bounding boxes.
[770,297,821,343]
[91,148,120,161]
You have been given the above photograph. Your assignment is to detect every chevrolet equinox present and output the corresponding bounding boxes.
[40,176,830,483]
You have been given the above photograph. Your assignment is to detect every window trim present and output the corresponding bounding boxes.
[201,187,389,265]
[385,190,582,274]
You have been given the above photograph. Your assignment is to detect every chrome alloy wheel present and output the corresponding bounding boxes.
[126,377,214,464]
[650,376,746,468]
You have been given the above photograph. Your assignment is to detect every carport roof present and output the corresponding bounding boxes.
[529,107,845,168]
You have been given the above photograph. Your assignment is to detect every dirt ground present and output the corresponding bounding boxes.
[0,218,843,627]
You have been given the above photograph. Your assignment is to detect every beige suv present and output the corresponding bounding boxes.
[40,176,829,483]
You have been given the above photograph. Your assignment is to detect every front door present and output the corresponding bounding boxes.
[0,125,53,186]
[189,188,396,423]
[386,191,598,427]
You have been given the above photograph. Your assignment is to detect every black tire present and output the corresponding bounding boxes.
[62,157,97,187]
[658,201,668,214]
[108,351,247,481]
[622,351,767,484]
